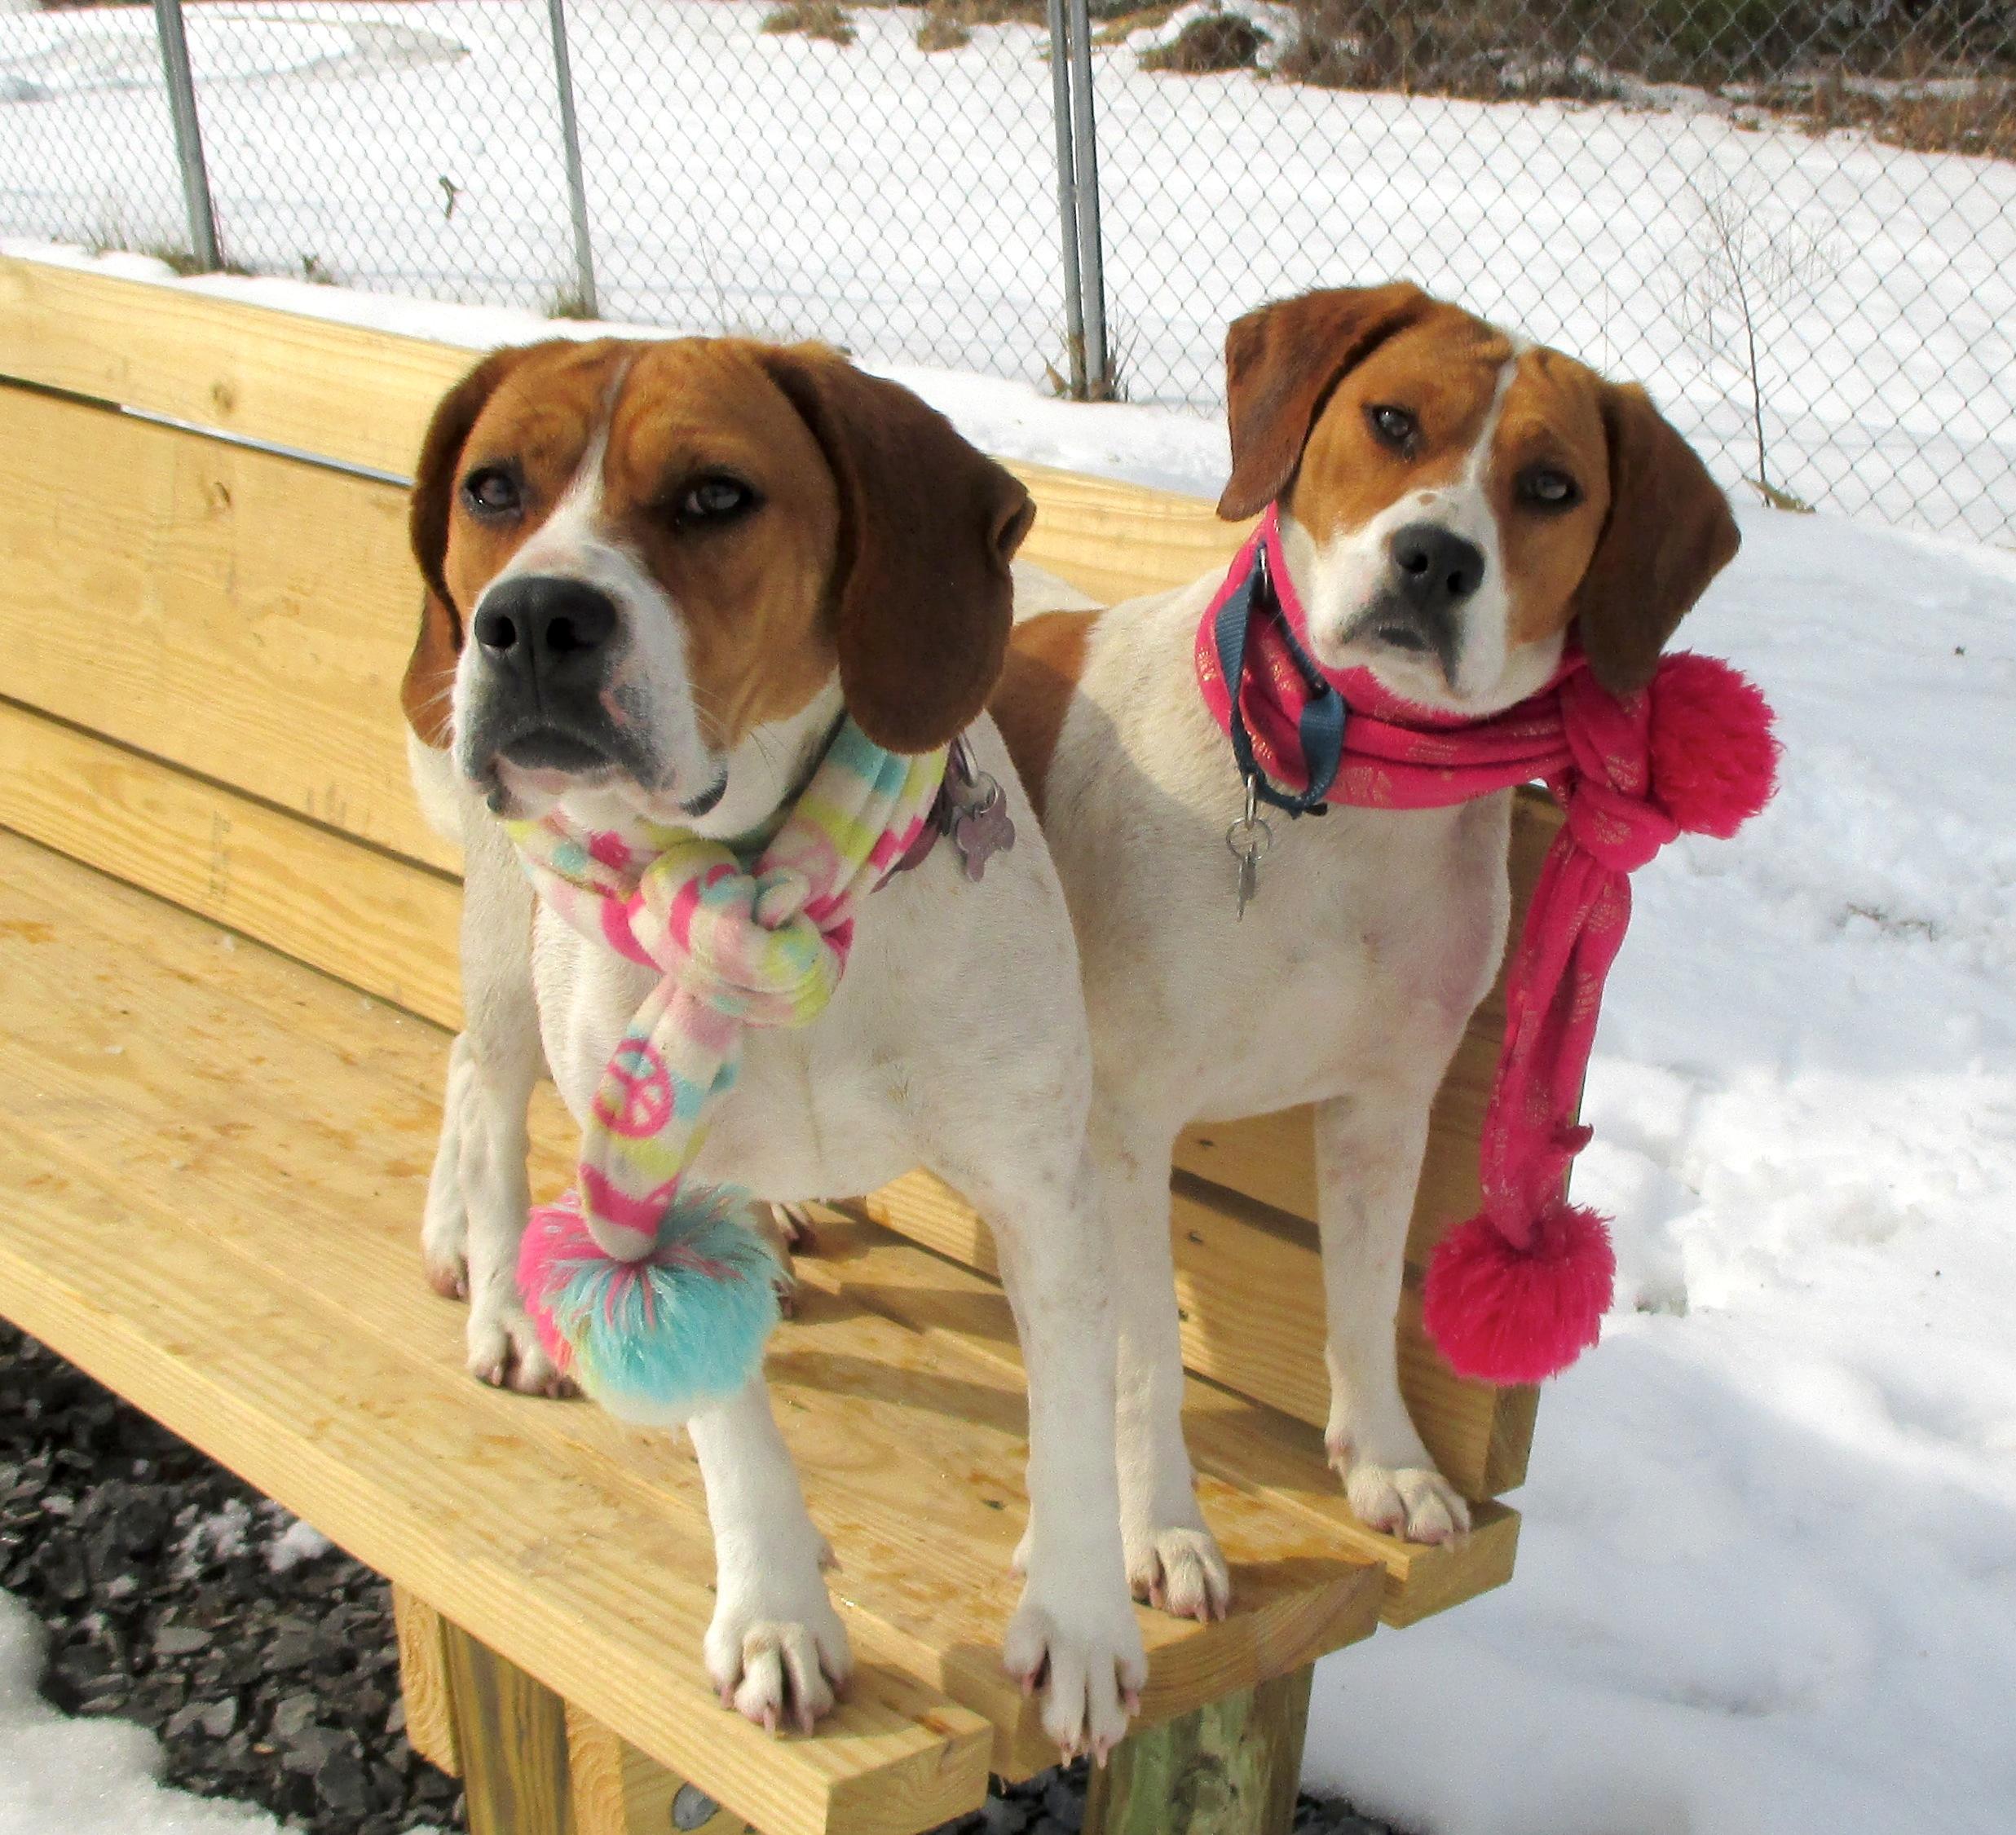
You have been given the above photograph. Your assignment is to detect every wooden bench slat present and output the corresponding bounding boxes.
[0,1136,986,1835]
[0,831,1392,1783]
[0,699,462,1027]
[860,1168,1532,1506]
[801,1215,1519,1625]
[0,382,451,872]
[0,256,468,482]
[0,257,1239,612]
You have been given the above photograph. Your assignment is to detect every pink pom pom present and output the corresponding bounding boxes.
[1648,652,1780,840]
[1421,1200,1617,1384]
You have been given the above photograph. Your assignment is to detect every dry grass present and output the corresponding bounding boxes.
[760,2,856,45]
[1140,10,1269,73]
[1778,77,2016,161]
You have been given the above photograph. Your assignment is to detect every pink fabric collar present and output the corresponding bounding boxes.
[1193,506,1777,1383]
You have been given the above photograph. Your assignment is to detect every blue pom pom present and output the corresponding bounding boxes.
[518,1187,781,1425]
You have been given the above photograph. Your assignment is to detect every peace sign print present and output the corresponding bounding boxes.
[594,1040,675,1139]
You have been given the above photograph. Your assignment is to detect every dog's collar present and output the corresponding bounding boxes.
[1202,508,1345,819]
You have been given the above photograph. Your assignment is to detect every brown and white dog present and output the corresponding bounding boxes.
[402,337,1145,1753]
[993,285,1740,1617]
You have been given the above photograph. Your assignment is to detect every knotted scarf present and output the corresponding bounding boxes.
[505,717,947,1418]
[1196,507,1777,1383]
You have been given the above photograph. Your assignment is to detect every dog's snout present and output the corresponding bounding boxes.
[1388,523,1484,616]
[473,576,619,685]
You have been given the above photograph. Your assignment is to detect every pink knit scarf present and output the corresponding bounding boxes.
[1195,508,1777,1383]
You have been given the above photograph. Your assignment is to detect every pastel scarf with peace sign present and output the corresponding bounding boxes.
[505,718,947,1420]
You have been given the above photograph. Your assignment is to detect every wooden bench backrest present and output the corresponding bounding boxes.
[0,254,1546,1511]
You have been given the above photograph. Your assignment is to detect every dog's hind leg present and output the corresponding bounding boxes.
[1315,1085,1471,1544]
[1097,1101,1231,1623]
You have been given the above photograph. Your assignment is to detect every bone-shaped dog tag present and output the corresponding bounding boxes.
[952,783,1015,882]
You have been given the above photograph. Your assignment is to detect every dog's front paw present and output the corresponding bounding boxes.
[1002,1576,1145,1764]
[1125,1521,1231,1623]
[706,1583,852,1736]
[466,1298,574,1399]
[1326,1431,1470,1544]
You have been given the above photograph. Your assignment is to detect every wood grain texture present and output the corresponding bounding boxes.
[1081,1666,1312,1835]
[804,1211,1519,1626]
[567,1703,752,1835]
[0,383,451,871]
[0,701,461,1027]
[0,255,468,479]
[0,835,1387,1793]
[0,842,997,1835]
[442,1618,577,1835]
[856,1171,1529,1504]
[393,1586,462,1779]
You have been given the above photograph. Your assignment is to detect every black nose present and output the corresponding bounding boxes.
[1388,523,1485,618]
[472,576,618,689]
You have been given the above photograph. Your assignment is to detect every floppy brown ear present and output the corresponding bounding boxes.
[1571,384,1740,695]
[1218,282,1433,521]
[399,344,549,746]
[757,346,1034,753]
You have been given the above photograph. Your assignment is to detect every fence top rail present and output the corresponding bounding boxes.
[0,255,1250,606]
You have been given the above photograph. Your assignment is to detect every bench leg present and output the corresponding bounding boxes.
[439,1615,577,1835]
[396,1589,746,1835]
[1083,1665,1313,1835]
[391,1584,462,1778]
[567,1704,751,1835]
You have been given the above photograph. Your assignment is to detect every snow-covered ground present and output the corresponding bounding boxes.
[2,1,2014,540]
[2,252,2014,1833]
[0,1592,277,1835]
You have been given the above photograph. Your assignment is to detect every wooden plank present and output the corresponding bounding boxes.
[0,700,461,1028]
[1004,458,1248,607]
[0,382,451,871]
[0,255,467,480]
[1172,791,1565,1255]
[0,834,1384,1782]
[567,1705,750,1835]
[393,1586,463,1779]
[801,1213,1519,1625]
[857,1170,1527,1504]
[0,875,993,1835]
[0,257,1246,610]
[442,1619,577,1835]
[1083,1665,1312,1835]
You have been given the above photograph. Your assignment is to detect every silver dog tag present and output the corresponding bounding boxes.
[1225,776,1273,920]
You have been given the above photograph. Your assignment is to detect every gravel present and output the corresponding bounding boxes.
[0,1321,1396,1835]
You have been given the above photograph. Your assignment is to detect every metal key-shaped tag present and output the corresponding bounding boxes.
[952,776,1016,882]
[1225,775,1273,920]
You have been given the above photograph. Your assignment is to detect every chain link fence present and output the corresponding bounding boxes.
[2,0,2012,539]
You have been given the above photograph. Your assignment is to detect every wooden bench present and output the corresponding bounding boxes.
[0,254,1554,1835]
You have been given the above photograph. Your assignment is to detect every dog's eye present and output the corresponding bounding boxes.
[1520,468,1581,509]
[679,476,757,523]
[1367,405,1417,452]
[463,465,521,517]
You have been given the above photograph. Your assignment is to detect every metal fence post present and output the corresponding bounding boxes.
[1046,0,1088,398]
[151,0,219,271]
[1063,0,1111,400]
[545,0,600,319]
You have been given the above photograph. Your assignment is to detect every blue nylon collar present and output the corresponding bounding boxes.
[1211,535,1347,818]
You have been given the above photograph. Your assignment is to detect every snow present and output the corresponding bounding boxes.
[1306,509,2016,1835]
[2,242,2014,1829]
[0,1595,279,1835]
[2,2,2014,538]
